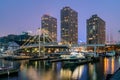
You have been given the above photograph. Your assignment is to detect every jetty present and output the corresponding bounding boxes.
[0,67,19,77]
[4,55,32,60]
[29,56,57,61]
[50,56,99,63]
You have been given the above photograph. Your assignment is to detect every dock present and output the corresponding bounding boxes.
[4,56,32,60]
[0,68,19,77]
[50,57,99,62]
[4,55,57,61]
[50,58,85,62]
[29,57,57,61]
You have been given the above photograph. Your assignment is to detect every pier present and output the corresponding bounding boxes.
[0,69,19,77]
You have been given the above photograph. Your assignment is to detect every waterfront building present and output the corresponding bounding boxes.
[61,6,78,44]
[87,14,106,44]
[41,14,57,42]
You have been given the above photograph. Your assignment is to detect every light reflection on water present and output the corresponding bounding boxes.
[72,65,84,79]
[1,56,120,80]
[104,57,115,76]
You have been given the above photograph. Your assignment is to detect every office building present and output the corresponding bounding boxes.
[87,14,106,44]
[61,6,78,44]
[41,14,57,42]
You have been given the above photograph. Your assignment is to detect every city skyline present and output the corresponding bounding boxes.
[0,0,120,43]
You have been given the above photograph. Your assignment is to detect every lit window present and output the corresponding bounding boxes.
[93,22,95,24]
[93,25,96,30]
[89,38,93,40]
[45,17,48,20]
[89,23,91,25]
[94,18,97,20]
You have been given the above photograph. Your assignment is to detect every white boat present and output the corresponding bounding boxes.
[106,51,115,57]
[60,51,85,59]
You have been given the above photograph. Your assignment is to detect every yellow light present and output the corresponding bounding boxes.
[111,57,115,74]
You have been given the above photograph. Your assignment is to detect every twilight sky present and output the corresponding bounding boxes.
[0,0,120,43]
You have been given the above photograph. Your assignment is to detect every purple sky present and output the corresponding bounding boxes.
[0,0,120,42]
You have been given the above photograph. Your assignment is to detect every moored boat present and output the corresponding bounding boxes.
[105,51,115,57]
[60,51,85,59]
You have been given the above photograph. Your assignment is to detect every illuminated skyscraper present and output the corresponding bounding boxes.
[61,6,78,44]
[87,14,106,44]
[41,14,57,42]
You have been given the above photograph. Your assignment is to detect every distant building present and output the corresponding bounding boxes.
[87,14,106,44]
[41,14,57,42]
[61,6,78,44]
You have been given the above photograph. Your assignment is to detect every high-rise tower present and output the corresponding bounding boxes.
[61,6,78,44]
[41,14,57,42]
[87,14,106,44]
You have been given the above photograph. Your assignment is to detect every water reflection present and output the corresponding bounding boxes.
[1,57,120,80]
[104,57,109,75]
[72,65,84,79]
[104,57,115,76]
[60,69,72,80]
[20,61,54,80]
[111,57,115,74]
[88,63,97,80]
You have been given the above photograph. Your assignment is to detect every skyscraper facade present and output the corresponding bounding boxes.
[87,14,106,44]
[41,14,57,42]
[61,6,78,44]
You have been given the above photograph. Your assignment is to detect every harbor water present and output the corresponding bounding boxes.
[1,56,120,80]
